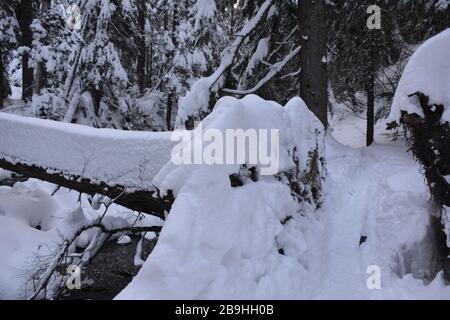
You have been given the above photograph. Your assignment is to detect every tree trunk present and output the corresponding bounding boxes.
[166,93,173,130]
[137,0,147,94]
[0,55,10,109]
[16,0,34,102]
[298,0,328,128]
[366,66,375,146]
[0,158,173,219]
[34,0,51,95]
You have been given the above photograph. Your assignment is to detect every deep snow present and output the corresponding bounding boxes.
[116,105,450,299]
[1,100,449,300]
[0,113,175,191]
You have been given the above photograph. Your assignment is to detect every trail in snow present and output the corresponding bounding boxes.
[314,115,449,299]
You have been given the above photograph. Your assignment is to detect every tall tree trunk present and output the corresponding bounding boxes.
[366,59,375,146]
[0,55,10,109]
[34,0,51,95]
[137,0,146,94]
[298,0,328,128]
[16,0,34,102]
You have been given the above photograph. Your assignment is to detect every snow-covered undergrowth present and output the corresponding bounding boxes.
[0,113,175,190]
[388,28,450,124]
[0,179,162,299]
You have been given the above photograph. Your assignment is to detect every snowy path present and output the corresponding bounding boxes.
[311,117,449,299]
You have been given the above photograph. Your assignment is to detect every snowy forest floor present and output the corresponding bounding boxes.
[0,112,449,299]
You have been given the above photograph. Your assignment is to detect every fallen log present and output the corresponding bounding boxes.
[0,113,176,218]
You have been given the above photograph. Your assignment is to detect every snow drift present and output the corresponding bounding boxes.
[116,95,325,299]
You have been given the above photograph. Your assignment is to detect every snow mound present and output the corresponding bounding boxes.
[116,95,324,299]
[0,113,175,190]
[388,28,450,124]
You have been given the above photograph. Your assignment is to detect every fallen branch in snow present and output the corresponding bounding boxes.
[223,46,301,95]
[0,158,173,219]
[28,223,162,300]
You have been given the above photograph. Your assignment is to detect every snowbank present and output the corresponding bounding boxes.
[116,95,325,299]
[0,179,162,299]
[388,28,450,124]
[0,113,175,190]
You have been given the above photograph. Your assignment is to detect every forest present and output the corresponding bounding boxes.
[0,0,449,301]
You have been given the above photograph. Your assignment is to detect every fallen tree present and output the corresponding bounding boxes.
[0,113,175,218]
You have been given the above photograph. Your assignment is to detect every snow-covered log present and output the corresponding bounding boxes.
[0,113,176,218]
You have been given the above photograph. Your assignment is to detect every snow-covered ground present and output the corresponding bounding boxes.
[0,179,162,299]
[0,101,448,300]
[116,103,449,299]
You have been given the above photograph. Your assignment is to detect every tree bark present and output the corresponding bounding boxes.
[298,0,328,128]
[0,158,173,219]
[16,0,34,101]
[137,0,147,94]
[366,64,375,146]
[34,0,51,95]
[0,55,10,109]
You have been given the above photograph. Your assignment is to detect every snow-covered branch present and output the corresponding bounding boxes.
[175,0,275,127]
[223,46,301,95]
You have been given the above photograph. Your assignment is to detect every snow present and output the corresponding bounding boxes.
[0,178,163,299]
[117,103,449,300]
[175,0,275,127]
[388,28,450,124]
[0,113,175,191]
[117,235,131,245]
[245,38,269,75]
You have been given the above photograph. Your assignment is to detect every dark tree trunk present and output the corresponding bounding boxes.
[92,88,102,117]
[0,158,173,219]
[166,93,173,130]
[34,0,51,95]
[0,55,10,109]
[16,0,34,102]
[366,65,375,146]
[298,0,328,128]
[137,0,147,94]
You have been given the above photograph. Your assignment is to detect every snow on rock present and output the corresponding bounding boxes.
[116,95,325,299]
[388,28,450,124]
[0,113,175,190]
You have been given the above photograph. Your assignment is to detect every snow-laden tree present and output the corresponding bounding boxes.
[30,0,79,119]
[70,0,134,128]
[0,1,17,108]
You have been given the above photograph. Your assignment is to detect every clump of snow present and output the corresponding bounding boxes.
[443,206,450,248]
[116,95,325,299]
[245,38,269,75]
[117,235,132,245]
[176,78,211,126]
[0,113,175,190]
[388,29,450,124]
[0,169,12,181]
